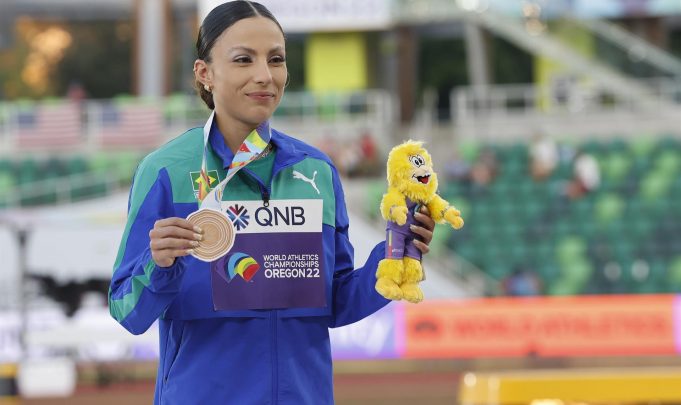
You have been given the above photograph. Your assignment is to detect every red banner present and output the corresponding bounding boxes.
[403,295,677,358]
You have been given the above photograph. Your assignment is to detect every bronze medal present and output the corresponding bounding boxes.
[186,209,235,262]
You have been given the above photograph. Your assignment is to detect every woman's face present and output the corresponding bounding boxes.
[198,17,287,129]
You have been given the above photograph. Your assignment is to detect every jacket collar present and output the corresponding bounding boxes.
[208,122,306,171]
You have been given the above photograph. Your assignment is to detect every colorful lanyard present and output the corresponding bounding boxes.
[197,111,272,210]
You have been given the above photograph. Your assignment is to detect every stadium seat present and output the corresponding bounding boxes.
[42,157,64,178]
[454,243,476,263]
[629,136,656,160]
[655,149,681,174]
[89,152,115,175]
[428,223,451,256]
[113,152,143,185]
[548,276,583,295]
[0,158,13,179]
[67,156,89,176]
[0,172,12,206]
[593,192,625,225]
[640,171,671,202]
[602,151,631,185]
[667,256,681,290]
[561,257,593,284]
[163,93,189,122]
[457,140,480,163]
[16,159,39,185]
[363,179,384,221]
[483,258,512,281]
[646,260,671,292]
[556,236,587,264]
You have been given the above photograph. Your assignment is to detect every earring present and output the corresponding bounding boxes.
[204,84,211,92]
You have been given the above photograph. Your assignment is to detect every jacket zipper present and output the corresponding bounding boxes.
[261,187,270,207]
[241,155,307,404]
[242,156,305,206]
[242,157,305,404]
[270,310,278,404]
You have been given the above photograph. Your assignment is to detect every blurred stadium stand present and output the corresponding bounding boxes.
[439,136,681,296]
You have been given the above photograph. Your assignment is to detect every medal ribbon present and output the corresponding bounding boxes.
[197,111,271,210]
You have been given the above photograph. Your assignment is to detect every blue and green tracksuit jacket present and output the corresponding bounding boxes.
[108,123,389,405]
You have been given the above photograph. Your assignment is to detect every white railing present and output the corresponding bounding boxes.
[450,79,681,140]
[453,79,681,117]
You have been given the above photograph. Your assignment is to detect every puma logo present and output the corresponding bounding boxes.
[292,170,320,194]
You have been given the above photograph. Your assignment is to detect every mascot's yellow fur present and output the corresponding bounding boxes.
[375,140,464,303]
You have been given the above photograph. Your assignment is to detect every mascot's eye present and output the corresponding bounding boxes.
[409,155,425,167]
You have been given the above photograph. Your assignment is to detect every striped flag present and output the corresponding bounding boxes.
[15,103,82,149]
[196,169,212,201]
[98,103,163,148]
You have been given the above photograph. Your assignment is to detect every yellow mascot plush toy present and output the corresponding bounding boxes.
[375,140,464,303]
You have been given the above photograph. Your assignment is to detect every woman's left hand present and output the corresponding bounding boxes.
[410,206,436,254]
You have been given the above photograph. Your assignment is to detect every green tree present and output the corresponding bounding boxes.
[54,21,132,98]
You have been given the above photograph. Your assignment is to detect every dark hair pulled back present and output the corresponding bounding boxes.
[195,1,284,109]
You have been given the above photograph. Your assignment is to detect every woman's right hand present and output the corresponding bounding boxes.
[149,217,203,267]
